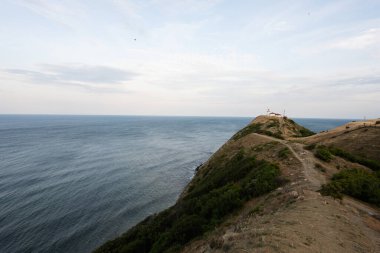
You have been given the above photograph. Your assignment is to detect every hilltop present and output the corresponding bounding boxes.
[95,115,380,253]
[231,115,315,141]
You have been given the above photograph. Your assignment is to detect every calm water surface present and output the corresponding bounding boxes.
[0,115,353,253]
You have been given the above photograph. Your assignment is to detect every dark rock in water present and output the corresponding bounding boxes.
[195,163,203,172]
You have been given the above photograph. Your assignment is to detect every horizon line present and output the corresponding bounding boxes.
[0,113,369,120]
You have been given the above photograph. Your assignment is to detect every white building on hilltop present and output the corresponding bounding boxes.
[266,109,284,117]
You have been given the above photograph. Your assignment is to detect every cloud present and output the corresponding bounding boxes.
[149,0,222,13]
[271,21,293,32]
[4,65,137,92]
[327,28,380,50]
[331,74,380,87]
[43,65,136,84]
[13,0,87,29]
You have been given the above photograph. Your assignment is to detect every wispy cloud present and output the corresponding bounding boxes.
[149,0,222,13]
[328,28,380,50]
[4,65,137,92]
[331,74,380,87]
[13,0,88,29]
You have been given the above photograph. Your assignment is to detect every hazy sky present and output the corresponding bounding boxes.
[1,0,379,118]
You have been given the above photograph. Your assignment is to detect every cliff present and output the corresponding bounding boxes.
[95,116,380,253]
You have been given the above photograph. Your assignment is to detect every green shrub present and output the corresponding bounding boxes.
[285,118,314,137]
[298,127,315,137]
[231,123,284,141]
[320,182,343,199]
[315,146,333,162]
[267,120,279,128]
[315,163,326,172]
[232,123,262,140]
[320,168,380,206]
[278,147,290,159]
[328,146,380,171]
[262,130,283,139]
[305,143,316,150]
[248,204,263,216]
[95,151,282,253]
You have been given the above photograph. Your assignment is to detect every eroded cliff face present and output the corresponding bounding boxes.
[95,116,380,253]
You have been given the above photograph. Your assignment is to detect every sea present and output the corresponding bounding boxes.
[0,115,354,253]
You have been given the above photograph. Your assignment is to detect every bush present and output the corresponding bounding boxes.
[315,163,326,172]
[320,168,380,206]
[328,146,380,171]
[262,130,283,139]
[278,147,290,159]
[305,143,316,150]
[232,123,262,140]
[298,127,315,137]
[285,118,314,137]
[248,204,263,216]
[315,146,333,162]
[320,182,343,199]
[311,145,380,171]
[267,120,279,128]
[231,123,284,141]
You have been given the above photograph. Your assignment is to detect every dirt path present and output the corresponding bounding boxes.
[289,142,326,189]
[252,133,324,190]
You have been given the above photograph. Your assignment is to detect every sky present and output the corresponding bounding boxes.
[0,0,379,118]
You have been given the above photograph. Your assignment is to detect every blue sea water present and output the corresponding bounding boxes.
[293,118,357,133]
[0,115,354,253]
